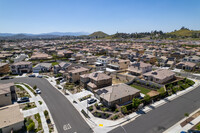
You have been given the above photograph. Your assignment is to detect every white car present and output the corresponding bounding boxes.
[35,88,41,94]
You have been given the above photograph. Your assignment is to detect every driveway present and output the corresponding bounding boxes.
[0,77,92,133]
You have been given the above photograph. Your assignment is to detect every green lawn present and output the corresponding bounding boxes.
[52,62,59,66]
[130,84,151,94]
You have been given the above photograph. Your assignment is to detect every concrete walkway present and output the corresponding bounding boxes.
[17,83,57,133]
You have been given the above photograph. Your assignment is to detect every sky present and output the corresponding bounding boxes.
[0,0,200,34]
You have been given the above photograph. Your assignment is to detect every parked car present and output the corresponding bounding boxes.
[60,79,65,83]
[28,74,36,77]
[188,130,200,133]
[35,88,41,94]
[1,76,13,80]
[87,98,97,104]
[17,97,30,103]
[37,75,43,78]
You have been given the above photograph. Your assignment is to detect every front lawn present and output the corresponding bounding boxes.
[52,62,59,66]
[130,84,151,94]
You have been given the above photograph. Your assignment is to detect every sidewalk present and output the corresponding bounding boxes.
[16,83,58,133]
[164,108,200,133]
[44,75,200,133]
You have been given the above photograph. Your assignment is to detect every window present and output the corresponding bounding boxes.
[5,93,9,97]
[11,66,15,69]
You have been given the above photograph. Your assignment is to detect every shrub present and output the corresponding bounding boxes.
[89,106,93,111]
[132,98,141,109]
[144,95,151,103]
[33,85,37,90]
[97,113,101,117]
[27,122,35,131]
[105,113,109,118]
[44,110,49,117]
[112,115,119,120]
[121,106,128,114]
[197,123,200,130]
[114,109,119,113]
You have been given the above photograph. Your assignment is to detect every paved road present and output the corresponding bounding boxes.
[0,77,92,133]
[109,85,200,133]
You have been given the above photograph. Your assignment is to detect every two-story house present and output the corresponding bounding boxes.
[0,83,17,107]
[107,59,130,70]
[10,61,32,74]
[80,72,112,91]
[66,66,89,83]
[127,61,152,76]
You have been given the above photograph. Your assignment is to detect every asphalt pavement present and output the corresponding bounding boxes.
[109,85,200,133]
[0,77,92,133]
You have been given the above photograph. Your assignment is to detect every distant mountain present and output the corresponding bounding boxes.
[39,32,90,36]
[0,32,90,37]
[89,31,108,38]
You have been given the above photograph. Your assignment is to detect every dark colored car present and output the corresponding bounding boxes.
[87,98,97,104]
[37,75,43,78]
[188,130,200,133]
[1,76,13,80]
[28,74,36,77]
[17,97,30,103]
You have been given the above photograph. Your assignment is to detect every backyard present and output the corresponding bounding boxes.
[130,84,151,94]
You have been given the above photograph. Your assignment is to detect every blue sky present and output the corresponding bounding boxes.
[0,0,200,34]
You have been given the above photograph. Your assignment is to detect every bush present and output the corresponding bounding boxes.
[33,85,37,90]
[121,106,128,114]
[112,115,119,120]
[89,106,93,111]
[97,113,101,117]
[114,109,119,113]
[27,122,35,131]
[44,110,49,117]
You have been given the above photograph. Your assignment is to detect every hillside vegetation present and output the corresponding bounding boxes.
[89,31,108,38]
[168,27,200,38]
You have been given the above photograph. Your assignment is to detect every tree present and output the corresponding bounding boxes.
[144,95,151,104]
[132,98,141,109]
[33,85,37,90]
[184,113,189,123]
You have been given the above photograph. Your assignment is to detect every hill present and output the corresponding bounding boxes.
[89,31,108,38]
[168,27,200,38]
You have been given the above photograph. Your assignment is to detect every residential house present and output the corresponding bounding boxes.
[94,83,140,107]
[127,61,152,76]
[66,66,89,83]
[33,63,52,73]
[143,69,175,84]
[53,62,72,74]
[30,52,52,60]
[107,59,130,70]
[0,83,17,107]
[96,56,113,66]
[0,104,24,133]
[0,63,10,75]
[80,72,112,91]
[176,62,196,71]
[182,56,200,63]
[10,61,32,74]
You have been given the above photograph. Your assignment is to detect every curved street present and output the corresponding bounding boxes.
[0,77,92,133]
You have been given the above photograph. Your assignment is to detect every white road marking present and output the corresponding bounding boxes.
[63,123,71,131]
